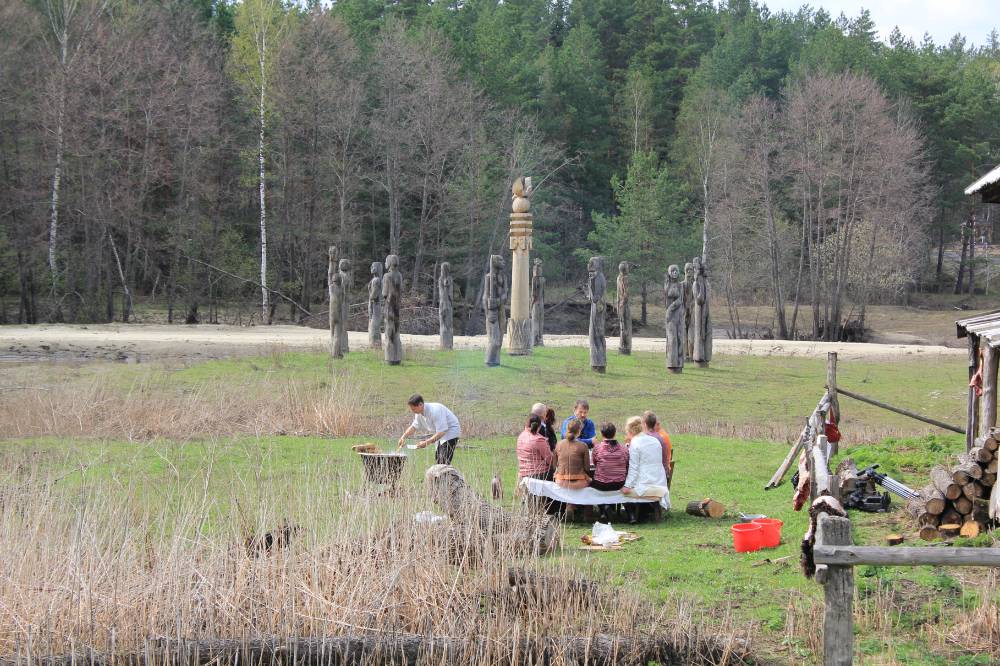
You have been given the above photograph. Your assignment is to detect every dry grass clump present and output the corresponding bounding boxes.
[0,449,757,665]
[945,571,1000,654]
[0,370,504,442]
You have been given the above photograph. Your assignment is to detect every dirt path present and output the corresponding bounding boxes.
[0,324,965,363]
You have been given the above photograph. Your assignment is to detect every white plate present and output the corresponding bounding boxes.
[406,444,419,450]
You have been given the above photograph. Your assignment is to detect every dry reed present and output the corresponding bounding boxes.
[0,446,757,665]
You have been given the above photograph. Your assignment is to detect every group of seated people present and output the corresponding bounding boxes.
[515,399,672,523]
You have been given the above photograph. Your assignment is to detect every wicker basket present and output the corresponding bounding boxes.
[358,452,407,487]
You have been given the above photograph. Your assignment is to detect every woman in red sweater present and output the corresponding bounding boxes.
[516,414,553,481]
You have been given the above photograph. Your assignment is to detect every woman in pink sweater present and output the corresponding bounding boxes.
[517,414,553,481]
[591,422,629,523]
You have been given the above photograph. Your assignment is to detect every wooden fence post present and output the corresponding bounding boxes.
[817,514,853,666]
[827,352,840,456]
[969,335,981,451]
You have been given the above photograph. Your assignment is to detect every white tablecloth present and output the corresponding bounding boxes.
[520,478,670,510]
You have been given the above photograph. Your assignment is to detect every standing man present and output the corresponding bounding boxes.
[398,394,462,465]
[560,399,596,448]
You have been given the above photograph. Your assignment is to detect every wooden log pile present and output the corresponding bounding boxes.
[909,434,999,541]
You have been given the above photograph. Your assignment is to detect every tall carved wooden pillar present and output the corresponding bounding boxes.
[508,177,533,355]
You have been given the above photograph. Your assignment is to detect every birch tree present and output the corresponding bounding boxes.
[230,0,286,324]
[674,81,734,267]
[40,0,107,318]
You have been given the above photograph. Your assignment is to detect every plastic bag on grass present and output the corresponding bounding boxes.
[591,522,621,546]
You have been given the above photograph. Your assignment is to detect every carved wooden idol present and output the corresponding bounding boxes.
[531,258,545,347]
[438,262,454,350]
[367,261,383,350]
[483,254,505,367]
[692,256,712,367]
[328,246,345,359]
[337,258,351,354]
[586,256,607,373]
[382,254,403,365]
[665,264,684,373]
[617,261,631,355]
[682,261,695,362]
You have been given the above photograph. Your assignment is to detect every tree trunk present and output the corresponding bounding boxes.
[935,222,945,289]
[258,53,270,325]
[955,226,968,295]
[967,228,976,295]
[640,280,647,327]
[47,33,68,319]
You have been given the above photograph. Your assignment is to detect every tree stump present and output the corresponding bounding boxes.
[938,523,962,539]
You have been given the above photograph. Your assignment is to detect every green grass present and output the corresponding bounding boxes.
[30,345,969,441]
[1,347,992,664]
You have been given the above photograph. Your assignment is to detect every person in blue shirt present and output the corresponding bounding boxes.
[561,399,596,448]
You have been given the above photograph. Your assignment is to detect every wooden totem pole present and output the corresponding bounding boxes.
[508,177,533,355]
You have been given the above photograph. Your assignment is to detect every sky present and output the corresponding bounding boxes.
[759,0,999,47]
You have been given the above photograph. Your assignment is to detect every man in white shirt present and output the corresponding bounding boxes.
[397,394,462,465]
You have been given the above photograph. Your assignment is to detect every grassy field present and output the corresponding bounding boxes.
[0,347,996,664]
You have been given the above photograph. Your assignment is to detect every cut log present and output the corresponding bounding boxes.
[938,523,962,538]
[953,456,983,484]
[962,482,984,501]
[886,534,904,546]
[987,459,998,474]
[960,520,982,538]
[919,526,940,541]
[0,633,752,666]
[982,472,997,486]
[685,498,725,518]
[941,509,963,526]
[954,496,974,515]
[921,485,946,515]
[970,446,993,464]
[931,466,962,500]
[906,498,941,527]
[984,436,999,452]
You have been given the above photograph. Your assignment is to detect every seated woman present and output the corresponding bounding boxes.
[591,422,628,491]
[517,414,553,481]
[622,416,669,499]
[591,422,628,523]
[553,418,591,490]
[542,407,558,451]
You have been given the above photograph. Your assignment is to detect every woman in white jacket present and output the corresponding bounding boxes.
[622,416,669,499]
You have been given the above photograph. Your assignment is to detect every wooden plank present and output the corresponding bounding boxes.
[765,392,830,490]
[813,437,831,498]
[983,344,998,437]
[817,515,854,666]
[813,546,1000,567]
[827,352,840,456]
[837,386,965,434]
[969,335,980,450]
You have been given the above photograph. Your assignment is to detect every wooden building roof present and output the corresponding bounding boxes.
[957,310,1000,347]
[965,164,1000,204]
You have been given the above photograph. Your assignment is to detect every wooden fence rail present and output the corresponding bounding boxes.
[814,545,1000,567]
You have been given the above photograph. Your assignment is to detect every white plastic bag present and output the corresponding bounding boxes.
[413,511,446,525]
[591,522,621,546]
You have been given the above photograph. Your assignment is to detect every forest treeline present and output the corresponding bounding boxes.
[1,0,998,339]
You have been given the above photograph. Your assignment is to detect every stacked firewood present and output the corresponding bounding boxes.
[908,434,998,541]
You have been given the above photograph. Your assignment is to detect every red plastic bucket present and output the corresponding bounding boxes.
[731,523,763,552]
[752,518,783,548]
